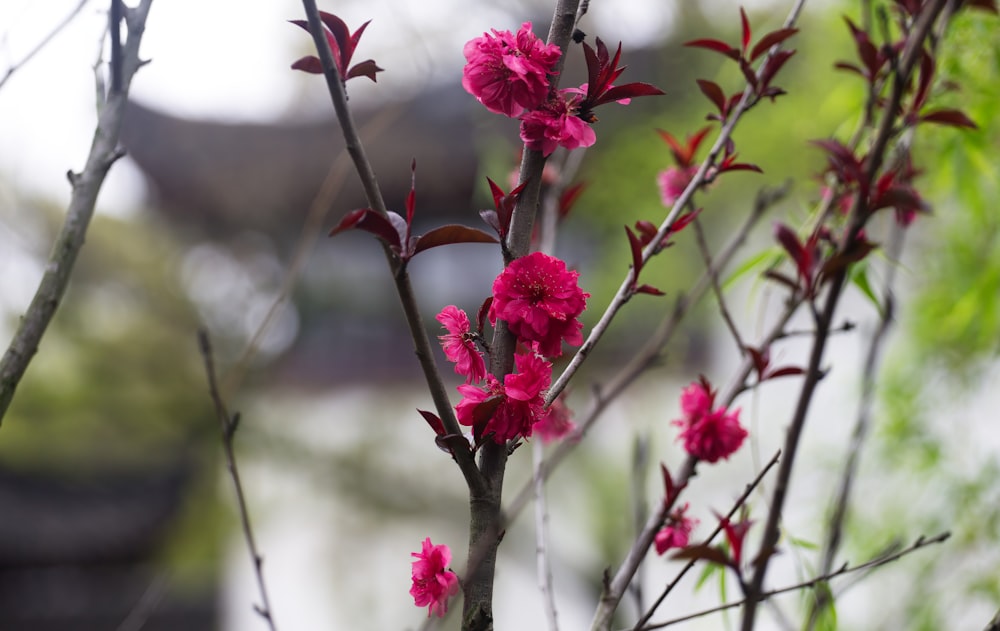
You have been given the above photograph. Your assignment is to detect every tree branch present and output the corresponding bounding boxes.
[0,0,154,425]
[198,331,278,631]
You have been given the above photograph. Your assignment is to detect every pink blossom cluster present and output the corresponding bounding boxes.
[672,379,747,463]
[654,503,698,555]
[461,23,594,156]
[437,252,589,444]
[410,537,459,617]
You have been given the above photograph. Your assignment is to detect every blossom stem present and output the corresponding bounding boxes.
[546,0,805,406]
[298,0,485,495]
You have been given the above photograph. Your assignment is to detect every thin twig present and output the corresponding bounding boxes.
[0,0,153,425]
[693,217,746,354]
[198,330,278,631]
[534,439,561,631]
[0,0,88,92]
[631,532,949,630]
[628,435,651,617]
[631,450,782,631]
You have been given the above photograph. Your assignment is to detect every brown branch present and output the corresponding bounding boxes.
[198,331,278,631]
[739,3,950,628]
[693,217,746,355]
[505,183,783,525]
[297,0,484,497]
[0,0,153,425]
[631,450,782,631]
[632,532,949,630]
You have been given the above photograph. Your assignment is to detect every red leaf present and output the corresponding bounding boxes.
[833,61,866,77]
[625,225,644,283]
[418,409,445,436]
[346,59,383,82]
[685,38,740,60]
[919,109,978,129]
[290,56,324,74]
[669,544,735,568]
[406,160,417,226]
[329,208,402,250]
[599,82,665,105]
[759,50,795,91]
[750,28,798,62]
[559,182,587,218]
[476,296,492,336]
[739,57,758,89]
[720,162,763,173]
[745,345,769,377]
[413,225,499,255]
[636,284,665,296]
[740,7,752,57]
[661,463,676,503]
[696,79,727,117]
[763,366,805,380]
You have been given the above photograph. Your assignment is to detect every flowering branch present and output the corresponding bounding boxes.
[632,532,950,630]
[547,0,807,405]
[506,184,784,523]
[632,450,782,631]
[198,331,278,631]
[740,3,953,628]
[296,0,485,497]
[0,0,153,425]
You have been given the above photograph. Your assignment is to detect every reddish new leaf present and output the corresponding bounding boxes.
[290,56,324,74]
[476,296,492,337]
[740,7,752,57]
[764,366,806,379]
[919,109,978,129]
[670,544,735,569]
[559,182,587,219]
[636,284,666,296]
[413,225,499,255]
[625,225,645,284]
[599,82,665,105]
[696,79,727,117]
[347,59,383,82]
[329,208,402,250]
[418,409,446,436]
[685,38,740,60]
[750,28,798,62]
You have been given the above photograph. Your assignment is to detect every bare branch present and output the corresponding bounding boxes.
[0,0,154,425]
[0,0,88,92]
[634,532,950,630]
[198,331,279,631]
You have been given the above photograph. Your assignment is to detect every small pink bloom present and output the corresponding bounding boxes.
[455,352,552,443]
[490,252,589,358]
[654,503,698,555]
[657,166,697,207]
[462,22,561,117]
[410,537,459,618]
[672,380,747,463]
[437,305,486,384]
[533,395,576,444]
[519,92,597,157]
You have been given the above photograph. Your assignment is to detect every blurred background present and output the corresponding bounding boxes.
[0,0,998,629]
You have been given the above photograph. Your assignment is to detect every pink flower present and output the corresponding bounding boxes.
[654,503,698,555]
[519,92,596,157]
[410,537,459,618]
[436,305,486,384]
[490,252,589,358]
[456,352,552,443]
[462,22,561,117]
[672,379,747,463]
[657,166,697,207]
[533,395,576,444]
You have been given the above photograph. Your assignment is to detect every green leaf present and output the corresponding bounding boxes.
[849,262,883,316]
[723,247,783,290]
